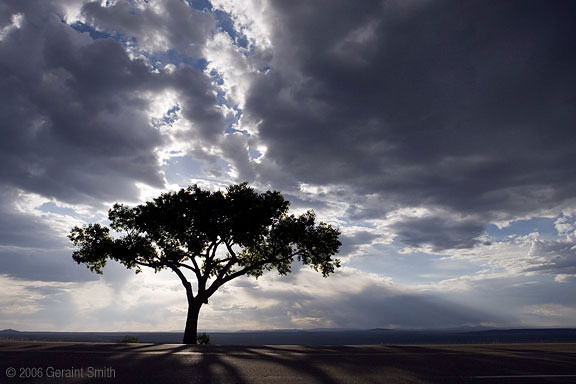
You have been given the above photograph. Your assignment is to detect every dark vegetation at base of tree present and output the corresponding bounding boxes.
[68,183,341,344]
[197,332,210,344]
[117,335,139,343]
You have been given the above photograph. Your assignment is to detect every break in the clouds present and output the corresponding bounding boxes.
[1,0,576,331]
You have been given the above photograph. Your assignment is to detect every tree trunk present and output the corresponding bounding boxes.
[182,300,202,344]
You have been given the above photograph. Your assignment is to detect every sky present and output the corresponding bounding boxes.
[1,0,576,332]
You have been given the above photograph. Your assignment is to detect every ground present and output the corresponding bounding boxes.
[1,341,575,383]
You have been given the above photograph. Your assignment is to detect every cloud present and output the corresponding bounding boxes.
[81,0,214,55]
[0,270,186,331]
[554,216,576,242]
[0,0,227,206]
[0,247,98,283]
[203,266,510,330]
[518,303,576,327]
[0,185,99,282]
[0,187,64,249]
[238,0,576,234]
[527,239,576,277]
[0,0,163,204]
[390,216,486,252]
[339,230,380,257]
[0,0,225,283]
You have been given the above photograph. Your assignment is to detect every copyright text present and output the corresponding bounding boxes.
[6,366,116,379]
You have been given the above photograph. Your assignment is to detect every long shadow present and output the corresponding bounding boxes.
[2,341,576,383]
[213,345,341,384]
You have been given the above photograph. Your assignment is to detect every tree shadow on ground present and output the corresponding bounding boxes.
[1,341,576,383]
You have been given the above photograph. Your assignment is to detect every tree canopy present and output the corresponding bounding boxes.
[69,183,341,343]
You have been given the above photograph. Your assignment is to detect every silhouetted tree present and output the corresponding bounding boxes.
[69,183,341,344]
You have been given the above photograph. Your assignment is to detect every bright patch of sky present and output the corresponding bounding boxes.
[0,13,23,42]
[38,202,81,219]
[164,156,206,184]
[213,9,249,49]
[486,217,561,241]
[185,0,212,12]
[150,50,208,71]
[70,21,112,40]
[345,243,480,286]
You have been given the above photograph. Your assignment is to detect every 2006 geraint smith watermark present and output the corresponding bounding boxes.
[5,366,116,379]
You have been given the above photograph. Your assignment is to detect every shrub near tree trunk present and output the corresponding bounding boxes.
[69,183,341,344]
[197,333,210,344]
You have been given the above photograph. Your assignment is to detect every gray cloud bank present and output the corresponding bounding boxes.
[0,0,223,205]
[1,0,575,262]
[242,0,576,250]
[0,0,223,282]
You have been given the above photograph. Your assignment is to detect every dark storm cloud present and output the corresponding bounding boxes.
[0,0,223,205]
[244,0,576,249]
[0,0,224,281]
[170,65,226,143]
[339,231,379,256]
[390,216,486,251]
[0,0,162,203]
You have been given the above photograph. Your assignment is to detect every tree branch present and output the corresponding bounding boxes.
[134,260,164,269]
[177,259,203,286]
[206,251,298,298]
[224,240,237,259]
[202,239,221,279]
[190,256,201,275]
[207,240,239,284]
[176,262,198,273]
[169,264,194,301]
[228,250,300,283]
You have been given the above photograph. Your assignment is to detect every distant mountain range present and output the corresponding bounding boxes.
[2,328,576,345]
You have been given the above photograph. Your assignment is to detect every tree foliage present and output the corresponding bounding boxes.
[69,183,341,343]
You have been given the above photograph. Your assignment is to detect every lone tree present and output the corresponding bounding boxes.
[69,183,341,344]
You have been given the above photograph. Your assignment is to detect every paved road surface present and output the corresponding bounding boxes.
[1,341,575,383]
